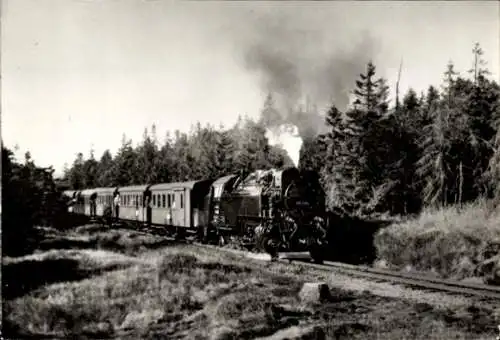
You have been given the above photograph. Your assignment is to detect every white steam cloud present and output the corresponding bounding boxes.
[265,124,303,167]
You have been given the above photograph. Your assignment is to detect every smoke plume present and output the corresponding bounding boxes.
[238,9,379,140]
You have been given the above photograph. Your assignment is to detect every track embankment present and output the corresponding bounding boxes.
[193,243,500,301]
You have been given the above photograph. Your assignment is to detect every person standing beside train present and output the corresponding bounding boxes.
[90,192,97,219]
[144,195,152,227]
[113,193,120,223]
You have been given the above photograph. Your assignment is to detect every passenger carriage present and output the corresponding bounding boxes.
[94,187,118,217]
[117,185,151,223]
[149,179,214,232]
[80,188,97,217]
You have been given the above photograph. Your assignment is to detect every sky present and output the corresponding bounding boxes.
[2,0,499,176]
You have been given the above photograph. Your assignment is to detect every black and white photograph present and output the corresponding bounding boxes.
[2,1,500,339]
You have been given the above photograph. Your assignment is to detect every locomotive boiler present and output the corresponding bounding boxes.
[206,167,328,262]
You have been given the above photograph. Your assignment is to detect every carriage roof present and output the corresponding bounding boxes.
[150,179,213,191]
[117,184,150,193]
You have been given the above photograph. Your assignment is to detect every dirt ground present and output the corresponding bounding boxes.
[3,225,499,339]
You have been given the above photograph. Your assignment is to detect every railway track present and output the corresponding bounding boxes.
[192,243,500,300]
[108,222,500,300]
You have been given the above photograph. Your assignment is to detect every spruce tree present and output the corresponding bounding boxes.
[96,150,114,187]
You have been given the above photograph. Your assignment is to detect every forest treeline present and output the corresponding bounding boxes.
[63,43,500,217]
[301,44,500,216]
[62,117,294,189]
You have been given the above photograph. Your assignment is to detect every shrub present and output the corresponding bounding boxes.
[374,201,500,279]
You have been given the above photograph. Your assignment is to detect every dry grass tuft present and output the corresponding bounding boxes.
[374,200,500,279]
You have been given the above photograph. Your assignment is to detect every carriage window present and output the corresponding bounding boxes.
[180,193,183,209]
[168,194,171,208]
[153,195,156,207]
[162,194,166,208]
[157,195,160,207]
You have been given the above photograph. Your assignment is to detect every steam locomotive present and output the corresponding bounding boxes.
[63,167,328,262]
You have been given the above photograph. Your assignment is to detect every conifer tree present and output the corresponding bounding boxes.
[469,43,490,85]
[214,125,237,175]
[112,135,137,185]
[341,61,392,215]
[96,150,114,187]
[68,152,85,189]
[82,148,99,188]
[135,127,159,184]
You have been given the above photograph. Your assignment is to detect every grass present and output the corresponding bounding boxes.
[374,200,500,280]
[3,224,500,339]
[2,249,142,299]
[36,224,173,255]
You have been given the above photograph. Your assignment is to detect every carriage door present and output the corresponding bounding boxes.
[173,189,185,227]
